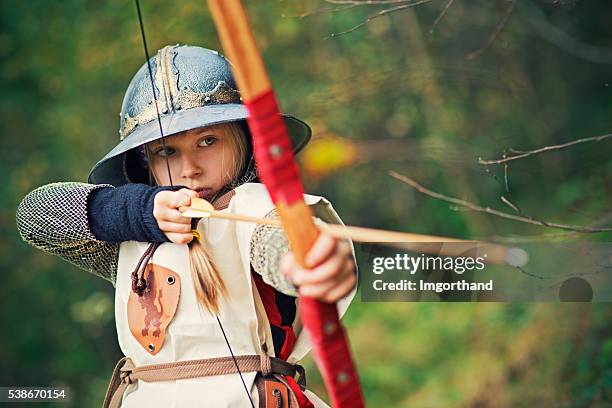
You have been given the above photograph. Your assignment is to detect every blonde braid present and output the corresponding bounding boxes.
[188,234,227,315]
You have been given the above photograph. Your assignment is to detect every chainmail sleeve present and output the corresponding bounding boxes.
[250,208,296,296]
[250,200,350,297]
[16,182,120,286]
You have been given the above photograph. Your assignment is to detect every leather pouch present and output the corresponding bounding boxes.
[255,374,297,408]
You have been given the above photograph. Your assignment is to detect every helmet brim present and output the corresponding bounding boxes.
[88,104,311,186]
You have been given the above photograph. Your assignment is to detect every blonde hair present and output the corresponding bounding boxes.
[146,122,250,314]
[218,122,249,190]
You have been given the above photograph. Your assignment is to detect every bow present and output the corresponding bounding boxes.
[207,1,365,407]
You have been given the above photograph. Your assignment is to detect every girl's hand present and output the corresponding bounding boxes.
[280,234,356,303]
[153,188,197,244]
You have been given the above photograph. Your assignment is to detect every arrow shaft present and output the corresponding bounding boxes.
[181,206,511,265]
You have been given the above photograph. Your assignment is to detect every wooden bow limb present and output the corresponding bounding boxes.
[208,2,366,406]
[180,200,527,267]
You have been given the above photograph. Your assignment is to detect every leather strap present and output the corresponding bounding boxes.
[103,357,133,408]
[103,354,305,408]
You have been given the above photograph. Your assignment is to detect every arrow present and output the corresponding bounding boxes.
[180,198,528,267]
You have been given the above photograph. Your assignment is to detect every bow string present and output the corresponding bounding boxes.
[133,1,255,407]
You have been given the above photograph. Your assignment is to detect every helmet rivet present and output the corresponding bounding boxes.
[269,144,283,159]
[148,343,155,352]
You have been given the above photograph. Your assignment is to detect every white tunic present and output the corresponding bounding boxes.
[114,183,355,407]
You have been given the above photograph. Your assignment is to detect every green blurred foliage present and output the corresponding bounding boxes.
[1,0,611,406]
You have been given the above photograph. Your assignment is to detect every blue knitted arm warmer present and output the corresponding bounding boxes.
[88,184,184,243]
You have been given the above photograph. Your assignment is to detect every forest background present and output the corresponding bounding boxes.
[1,0,611,406]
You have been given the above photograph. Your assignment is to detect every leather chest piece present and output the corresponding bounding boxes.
[127,263,181,355]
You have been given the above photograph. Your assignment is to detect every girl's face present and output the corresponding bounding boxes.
[147,124,240,199]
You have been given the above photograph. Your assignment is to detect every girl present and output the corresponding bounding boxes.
[17,44,356,407]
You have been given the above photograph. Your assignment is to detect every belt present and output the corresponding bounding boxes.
[102,354,306,408]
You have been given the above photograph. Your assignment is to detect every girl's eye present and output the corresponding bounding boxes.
[199,137,216,147]
[154,147,175,157]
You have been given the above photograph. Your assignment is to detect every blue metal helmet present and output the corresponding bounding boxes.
[88,44,311,186]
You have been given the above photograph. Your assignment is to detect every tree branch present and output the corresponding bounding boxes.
[466,0,515,60]
[327,0,435,37]
[479,133,612,165]
[287,4,357,19]
[326,0,424,4]
[430,0,455,34]
[389,171,612,233]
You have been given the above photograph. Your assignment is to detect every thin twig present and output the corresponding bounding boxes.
[520,264,607,282]
[500,196,520,213]
[287,4,357,19]
[479,133,612,165]
[489,211,612,243]
[326,0,422,4]
[483,159,522,213]
[430,0,455,34]
[520,0,612,65]
[508,147,530,154]
[501,157,522,213]
[503,158,510,193]
[466,0,515,60]
[329,0,434,37]
[389,171,612,233]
